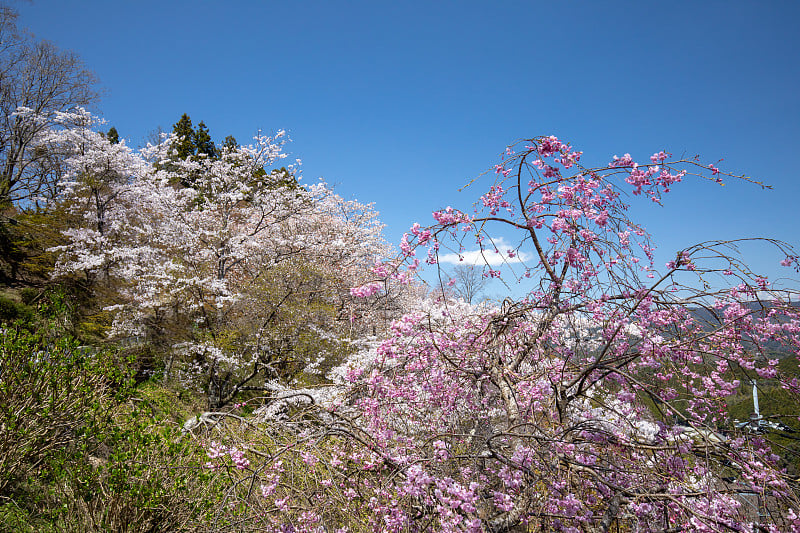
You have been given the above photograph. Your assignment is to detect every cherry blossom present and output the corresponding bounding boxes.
[206,135,800,531]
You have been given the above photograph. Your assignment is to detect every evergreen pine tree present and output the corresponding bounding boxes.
[222,135,238,153]
[194,122,216,159]
[171,114,196,160]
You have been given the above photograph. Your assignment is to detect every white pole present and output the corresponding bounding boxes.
[752,380,760,418]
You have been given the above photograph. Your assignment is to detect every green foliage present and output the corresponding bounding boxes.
[269,166,298,189]
[168,114,226,187]
[0,293,34,323]
[0,500,55,533]
[0,206,71,284]
[194,121,216,159]
[0,326,117,495]
[0,214,25,283]
[76,308,113,343]
[18,287,39,305]
[106,126,120,145]
[170,115,217,160]
[198,259,354,406]
[27,286,81,338]
[727,375,800,476]
[0,319,225,531]
[222,134,237,152]
[171,113,197,160]
[39,388,219,531]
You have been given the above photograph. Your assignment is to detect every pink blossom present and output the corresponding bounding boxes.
[350,282,382,298]
[609,153,634,167]
[650,151,670,163]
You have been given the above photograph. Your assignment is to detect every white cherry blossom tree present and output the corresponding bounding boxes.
[46,110,395,407]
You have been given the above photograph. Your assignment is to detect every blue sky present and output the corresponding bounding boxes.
[17,0,800,292]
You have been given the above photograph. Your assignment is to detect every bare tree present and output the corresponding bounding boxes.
[0,4,100,209]
[447,263,488,304]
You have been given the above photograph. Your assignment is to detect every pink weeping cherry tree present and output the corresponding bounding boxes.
[197,136,800,532]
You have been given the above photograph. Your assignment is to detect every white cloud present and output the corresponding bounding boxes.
[438,237,532,266]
